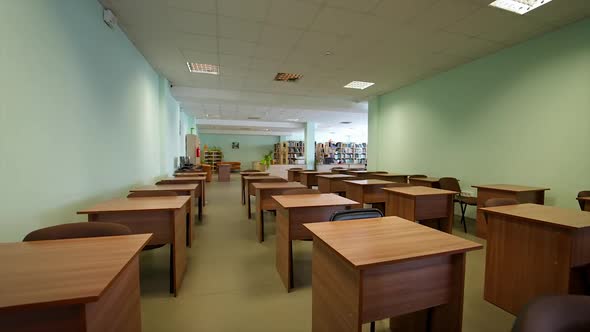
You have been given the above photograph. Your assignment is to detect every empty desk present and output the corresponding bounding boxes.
[317,174,356,194]
[409,177,440,188]
[384,186,458,233]
[158,176,207,206]
[252,182,307,242]
[78,196,190,296]
[300,171,330,188]
[480,203,590,315]
[0,234,151,332]
[287,169,304,182]
[218,164,231,182]
[240,171,270,204]
[578,196,590,211]
[372,173,409,183]
[272,193,358,291]
[473,184,549,238]
[130,183,201,244]
[343,179,400,211]
[245,176,287,218]
[304,217,482,332]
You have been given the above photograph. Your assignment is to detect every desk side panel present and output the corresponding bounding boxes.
[0,305,85,331]
[86,255,141,332]
[88,211,171,245]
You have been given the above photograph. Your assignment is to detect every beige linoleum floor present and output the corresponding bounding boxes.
[138,174,515,331]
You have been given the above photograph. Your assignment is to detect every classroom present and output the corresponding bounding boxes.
[1,1,589,331]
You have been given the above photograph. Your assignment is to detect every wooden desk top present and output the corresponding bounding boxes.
[316,174,357,179]
[160,176,206,182]
[0,234,151,310]
[252,182,306,190]
[480,203,590,229]
[305,217,482,269]
[343,179,395,186]
[472,184,550,192]
[383,186,458,196]
[347,170,370,174]
[377,173,409,178]
[272,193,358,209]
[77,196,190,214]
[300,171,328,174]
[130,184,198,192]
[174,172,207,177]
[410,177,440,182]
[578,197,590,202]
[240,172,270,176]
[244,175,284,180]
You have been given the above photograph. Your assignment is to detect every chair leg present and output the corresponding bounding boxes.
[370,321,375,332]
[169,244,174,294]
[461,203,468,233]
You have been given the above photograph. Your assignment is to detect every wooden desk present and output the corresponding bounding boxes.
[287,169,304,182]
[384,186,458,233]
[78,196,190,296]
[0,234,151,332]
[372,173,409,183]
[240,172,270,205]
[174,171,207,177]
[158,176,207,206]
[272,194,358,291]
[480,204,590,315]
[317,174,356,194]
[343,179,400,212]
[578,196,590,211]
[217,164,231,182]
[409,177,440,188]
[130,183,201,244]
[300,171,330,188]
[473,184,550,238]
[305,217,481,332]
[253,182,307,242]
[245,176,287,218]
[331,169,350,174]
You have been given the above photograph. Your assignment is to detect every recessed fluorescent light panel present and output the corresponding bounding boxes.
[187,62,219,75]
[489,0,553,15]
[344,81,374,90]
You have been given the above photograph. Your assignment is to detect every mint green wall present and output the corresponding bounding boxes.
[0,0,192,241]
[369,19,590,214]
[200,134,279,168]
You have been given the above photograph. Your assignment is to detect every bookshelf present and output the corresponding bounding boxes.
[203,150,223,170]
[274,141,305,165]
[316,141,367,165]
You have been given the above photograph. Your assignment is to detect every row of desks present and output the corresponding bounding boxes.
[1,173,209,331]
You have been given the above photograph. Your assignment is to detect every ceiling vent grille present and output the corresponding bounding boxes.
[274,73,303,82]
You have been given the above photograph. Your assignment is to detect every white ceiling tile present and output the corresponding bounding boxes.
[410,0,485,31]
[218,16,264,42]
[173,33,218,52]
[219,54,248,67]
[168,8,217,35]
[218,0,272,21]
[181,49,219,64]
[323,0,380,13]
[258,25,304,49]
[166,0,217,14]
[309,7,393,38]
[218,38,257,56]
[252,44,291,61]
[370,0,439,23]
[267,0,321,29]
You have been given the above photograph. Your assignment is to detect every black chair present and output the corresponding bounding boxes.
[512,295,590,332]
[577,191,590,211]
[439,177,476,233]
[329,208,384,332]
[23,222,131,241]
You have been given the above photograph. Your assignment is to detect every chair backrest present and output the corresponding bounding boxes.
[282,189,321,195]
[242,169,260,172]
[330,208,384,222]
[331,167,345,170]
[439,177,462,192]
[409,174,427,179]
[484,198,519,208]
[373,171,388,174]
[127,191,178,198]
[512,295,590,332]
[349,168,366,171]
[577,191,590,210]
[23,222,132,241]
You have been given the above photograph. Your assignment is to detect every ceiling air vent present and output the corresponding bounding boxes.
[274,72,303,82]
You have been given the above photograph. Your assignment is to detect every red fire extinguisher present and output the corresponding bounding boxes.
[196,147,201,158]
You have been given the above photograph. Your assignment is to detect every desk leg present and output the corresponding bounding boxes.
[248,194,252,219]
[172,208,188,296]
[276,207,293,292]
[202,180,206,206]
[198,196,203,221]
[241,178,245,205]
[186,194,195,247]
[256,194,265,243]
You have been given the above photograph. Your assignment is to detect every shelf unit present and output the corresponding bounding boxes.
[203,150,223,170]
[274,141,305,165]
[316,142,367,165]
